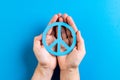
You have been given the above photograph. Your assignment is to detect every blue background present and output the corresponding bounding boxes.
[0,0,120,80]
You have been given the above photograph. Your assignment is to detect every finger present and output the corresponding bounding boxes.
[61,37,69,52]
[48,14,58,25]
[63,13,68,22]
[64,38,69,46]
[48,15,58,35]
[58,13,62,18]
[59,17,66,40]
[46,35,56,51]
[51,27,56,37]
[66,28,72,46]
[61,27,67,40]
[51,28,55,36]
[69,37,73,46]
[59,17,63,22]
[55,17,63,37]
[76,31,85,51]
[63,14,72,39]
[55,25,58,38]
[52,13,61,37]
[46,35,55,45]
[66,29,72,38]
[34,34,42,47]
[67,16,78,32]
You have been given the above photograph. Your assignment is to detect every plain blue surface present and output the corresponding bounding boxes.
[0,0,120,80]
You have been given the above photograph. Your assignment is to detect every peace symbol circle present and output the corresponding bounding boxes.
[42,22,76,56]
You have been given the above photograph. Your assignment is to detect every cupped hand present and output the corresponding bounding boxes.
[57,14,86,70]
[33,14,60,70]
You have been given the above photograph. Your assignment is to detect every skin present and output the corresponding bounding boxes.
[32,14,59,80]
[57,14,86,80]
[32,13,86,80]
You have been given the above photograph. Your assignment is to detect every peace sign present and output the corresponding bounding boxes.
[42,22,76,56]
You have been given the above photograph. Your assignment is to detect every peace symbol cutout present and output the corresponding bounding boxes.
[42,22,76,56]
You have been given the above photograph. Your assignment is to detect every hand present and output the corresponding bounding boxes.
[32,14,60,80]
[57,14,86,80]
[33,14,59,70]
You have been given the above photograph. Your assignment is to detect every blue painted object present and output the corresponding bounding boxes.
[42,22,76,56]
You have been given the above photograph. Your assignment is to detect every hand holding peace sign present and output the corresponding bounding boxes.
[57,14,86,80]
[32,13,86,80]
[32,14,61,80]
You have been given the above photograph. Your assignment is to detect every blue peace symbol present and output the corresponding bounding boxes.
[42,22,76,56]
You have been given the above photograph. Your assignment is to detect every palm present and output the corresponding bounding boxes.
[38,46,56,69]
[58,47,83,70]
[40,34,57,69]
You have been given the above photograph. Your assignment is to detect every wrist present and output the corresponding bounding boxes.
[32,63,54,80]
[60,67,79,73]
[60,68,80,80]
[60,66,79,71]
